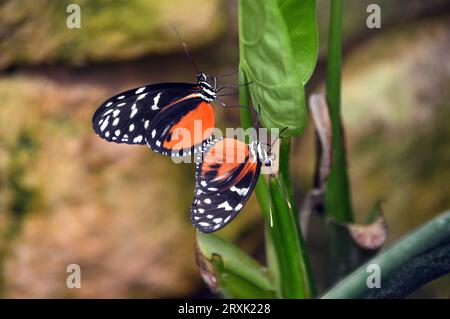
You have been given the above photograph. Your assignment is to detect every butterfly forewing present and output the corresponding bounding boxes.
[191,138,261,233]
[92,83,200,145]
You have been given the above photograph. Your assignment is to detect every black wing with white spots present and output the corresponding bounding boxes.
[191,139,262,233]
[92,83,199,145]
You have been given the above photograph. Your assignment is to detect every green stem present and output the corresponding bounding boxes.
[324,0,357,282]
[322,210,450,299]
[366,243,450,299]
[279,138,299,220]
[269,177,310,298]
[325,0,352,221]
[278,137,315,297]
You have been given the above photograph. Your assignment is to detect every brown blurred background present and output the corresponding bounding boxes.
[0,0,449,298]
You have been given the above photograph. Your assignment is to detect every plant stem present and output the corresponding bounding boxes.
[324,0,357,282]
[279,138,299,221]
[278,137,316,297]
[239,72,314,298]
[325,0,352,221]
[269,177,312,298]
[322,210,450,298]
[366,243,450,299]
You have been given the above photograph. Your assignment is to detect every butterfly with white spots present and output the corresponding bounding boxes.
[191,137,273,233]
[92,73,217,156]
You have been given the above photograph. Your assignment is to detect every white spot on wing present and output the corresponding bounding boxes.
[133,135,143,143]
[234,204,243,211]
[100,116,110,131]
[151,92,162,110]
[130,107,138,119]
[102,109,113,116]
[230,186,250,196]
[135,87,146,94]
[218,201,233,211]
[137,93,148,101]
[199,222,210,227]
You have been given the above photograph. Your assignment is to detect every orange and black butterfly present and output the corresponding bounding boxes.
[92,72,220,157]
[191,137,274,233]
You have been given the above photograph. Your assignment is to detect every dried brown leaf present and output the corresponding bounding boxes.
[348,217,388,250]
[300,93,333,236]
[309,93,332,184]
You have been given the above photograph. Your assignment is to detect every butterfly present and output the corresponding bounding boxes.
[92,72,222,157]
[190,136,275,233]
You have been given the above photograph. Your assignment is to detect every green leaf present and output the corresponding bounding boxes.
[239,0,318,136]
[196,232,276,298]
[278,0,319,83]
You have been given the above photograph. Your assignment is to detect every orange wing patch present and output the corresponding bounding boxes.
[202,138,257,181]
[163,101,214,150]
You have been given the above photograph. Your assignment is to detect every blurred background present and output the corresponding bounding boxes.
[0,0,449,298]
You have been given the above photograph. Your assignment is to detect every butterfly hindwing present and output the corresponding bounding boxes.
[92,83,200,145]
[146,95,215,156]
[191,138,261,233]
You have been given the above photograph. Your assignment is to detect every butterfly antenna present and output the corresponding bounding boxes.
[266,126,289,154]
[278,127,289,139]
[217,70,239,78]
[248,104,261,130]
[172,26,200,74]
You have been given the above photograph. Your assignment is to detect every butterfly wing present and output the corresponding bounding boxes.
[92,83,200,145]
[191,138,261,233]
[146,95,215,156]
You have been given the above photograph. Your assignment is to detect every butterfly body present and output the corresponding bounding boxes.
[92,73,217,156]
